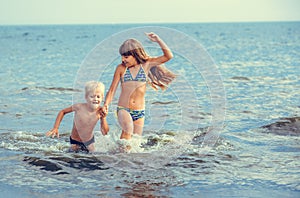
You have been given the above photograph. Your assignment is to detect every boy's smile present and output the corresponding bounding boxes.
[86,90,102,110]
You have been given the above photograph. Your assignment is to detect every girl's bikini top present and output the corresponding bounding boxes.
[121,65,147,83]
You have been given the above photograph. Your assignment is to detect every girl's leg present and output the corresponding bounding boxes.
[118,109,134,140]
[133,117,145,136]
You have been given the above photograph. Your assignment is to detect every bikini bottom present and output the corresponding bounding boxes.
[117,106,145,121]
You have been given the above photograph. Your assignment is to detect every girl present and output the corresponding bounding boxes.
[104,32,175,140]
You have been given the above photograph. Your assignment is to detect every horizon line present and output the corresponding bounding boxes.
[1,20,299,26]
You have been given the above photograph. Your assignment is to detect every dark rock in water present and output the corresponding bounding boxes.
[23,155,109,174]
[24,156,63,172]
[262,117,300,136]
[231,76,251,81]
[20,86,81,92]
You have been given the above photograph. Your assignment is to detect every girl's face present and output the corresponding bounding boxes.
[85,89,102,110]
[121,55,137,67]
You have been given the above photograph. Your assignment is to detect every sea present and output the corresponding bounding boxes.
[0,22,299,198]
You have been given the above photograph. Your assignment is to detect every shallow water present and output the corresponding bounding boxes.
[0,22,299,197]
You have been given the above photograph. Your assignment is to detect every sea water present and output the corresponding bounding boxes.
[0,22,299,197]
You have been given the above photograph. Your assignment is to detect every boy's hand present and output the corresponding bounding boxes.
[46,129,59,138]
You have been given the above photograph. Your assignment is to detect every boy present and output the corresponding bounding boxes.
[46,81,109,153]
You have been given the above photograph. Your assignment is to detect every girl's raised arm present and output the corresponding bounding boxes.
[146,32,173,66]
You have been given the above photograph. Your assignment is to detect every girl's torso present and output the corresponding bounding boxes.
[118,64,148,110]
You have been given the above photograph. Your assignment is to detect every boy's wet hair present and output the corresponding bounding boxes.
[85,81,105,97]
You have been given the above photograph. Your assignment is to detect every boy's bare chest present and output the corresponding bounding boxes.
[74,110,99,125]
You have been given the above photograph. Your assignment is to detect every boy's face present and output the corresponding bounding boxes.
[86,89,103,110]
[121,55,137,67]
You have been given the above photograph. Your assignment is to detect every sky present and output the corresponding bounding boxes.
[0,0,299,25]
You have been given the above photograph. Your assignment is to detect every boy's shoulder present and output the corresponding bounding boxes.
[72,103,87,110]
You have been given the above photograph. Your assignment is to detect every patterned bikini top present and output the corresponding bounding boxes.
[121,65,147,83]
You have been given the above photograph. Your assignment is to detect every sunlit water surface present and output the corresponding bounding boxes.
[0,22,299,197]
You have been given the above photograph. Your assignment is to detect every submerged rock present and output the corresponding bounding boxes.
[230,76,251,81]
[262,117,300,136]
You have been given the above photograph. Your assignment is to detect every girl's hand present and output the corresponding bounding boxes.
[103,104,108,113]
[46,128,59,138]
[99,105,108,118]
[146,32,160,42]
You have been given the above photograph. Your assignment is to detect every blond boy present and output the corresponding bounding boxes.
[46,81,109,153]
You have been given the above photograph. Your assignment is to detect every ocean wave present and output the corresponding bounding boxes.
[0,128,213,171]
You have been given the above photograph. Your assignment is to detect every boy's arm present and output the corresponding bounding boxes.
[100,117,109,135]
[46,106,74,138]
[99,108,109,135]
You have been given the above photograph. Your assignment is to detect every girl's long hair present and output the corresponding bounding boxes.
[119,38,176,90]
